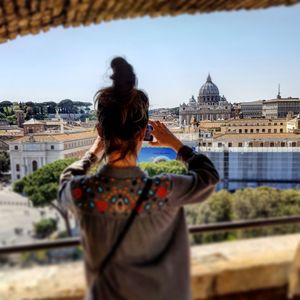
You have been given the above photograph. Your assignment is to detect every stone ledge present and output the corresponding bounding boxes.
[0,233,300,300]
[191,233,300,299]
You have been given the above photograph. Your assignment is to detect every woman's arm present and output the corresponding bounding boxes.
[58,137,104,213]
[149,121,219,207]
[166,145,219,206]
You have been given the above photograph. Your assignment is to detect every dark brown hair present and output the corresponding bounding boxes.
[94,57,149,161]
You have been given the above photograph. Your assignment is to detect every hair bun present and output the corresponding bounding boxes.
[110,57,136,94]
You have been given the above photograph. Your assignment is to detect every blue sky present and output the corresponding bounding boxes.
[0,4,299,108]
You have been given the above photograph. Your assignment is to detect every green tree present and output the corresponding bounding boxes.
[34,218,57,238]
[0,151,10,175]
[139,160,186,176]
[13,158,76,236]
[185,190,234,244]
[6,114,16,125]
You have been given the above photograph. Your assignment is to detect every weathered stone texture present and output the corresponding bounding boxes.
[0,0,300,44]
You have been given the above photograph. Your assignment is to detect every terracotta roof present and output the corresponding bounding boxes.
[1,0,300,44]
[10,130,96,143]
[214,133,300,141]
[23,118,44,125]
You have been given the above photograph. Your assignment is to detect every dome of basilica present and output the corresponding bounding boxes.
[198,74,220,103]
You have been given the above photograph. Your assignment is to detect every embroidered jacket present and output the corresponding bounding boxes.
[58,145,219,300]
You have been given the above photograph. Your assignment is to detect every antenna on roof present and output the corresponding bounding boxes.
[277,84,281,99]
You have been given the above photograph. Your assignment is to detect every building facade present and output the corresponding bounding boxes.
[9,131,96,181]
[197,132,300,190]
[199,118,287,136]
[240,100,263,118]
[263,97,300,118]
[179,74,232,125]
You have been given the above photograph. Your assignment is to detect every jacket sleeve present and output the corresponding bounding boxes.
[167,145,220,207]
[58,151,98,214]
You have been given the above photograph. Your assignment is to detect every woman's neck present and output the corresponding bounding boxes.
[107,154,138,168]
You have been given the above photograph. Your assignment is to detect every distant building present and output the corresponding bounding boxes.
[9,131,96,181]
[263,97,300,118]
[179,74,232,124]
[15,110,25,127]
[23,118,45,134]
[199,118,287,135]
[287,116,300,133]
[240,100,263,118]
[198,132,300,190]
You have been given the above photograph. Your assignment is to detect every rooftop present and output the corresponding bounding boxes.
[10,130,96,143]
[23,118,44,125]
[214,132,300,141]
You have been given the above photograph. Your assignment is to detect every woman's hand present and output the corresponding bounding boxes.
[148,120,183,152]
[89,136,104,159]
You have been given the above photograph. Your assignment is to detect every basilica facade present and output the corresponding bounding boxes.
[179,74,232,125]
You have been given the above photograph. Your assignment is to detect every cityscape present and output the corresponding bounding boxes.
[1,0,300,299]
[1,74,300,190]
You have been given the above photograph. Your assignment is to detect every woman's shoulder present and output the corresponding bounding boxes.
[68,173,174,215]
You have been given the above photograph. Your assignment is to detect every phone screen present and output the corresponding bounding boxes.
[144,124,153,141]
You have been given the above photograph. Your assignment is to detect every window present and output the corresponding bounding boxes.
[245,129,248,133]
[32,160,38,172]
[268,129,271,133]
[262,129,265,132]
[292,142,296,147]
[51,145,54,150]
[218,143,222,148]
[17,174,20,179]
[274,123,277,125]
[238,143,243,147]
[208,142,212,147]
[270,142,274,147]
[274,129,277,133]
[281,142,285,147]
[256,129,259,133]
[249,142,253,147]
[16,164,20,172]
[203,142,206,146]
[28,128,33,133]
[14,145,18,150]
[280,123,283,125]
[250,129,254,133]
[239,129,242,133]
[280,129,283,133]
[260,143,264,147]
[228,142,232,147]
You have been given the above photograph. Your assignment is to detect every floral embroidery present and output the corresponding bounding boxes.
[95,200,108,212]
[73,188,83,199]
[71,174,172,214]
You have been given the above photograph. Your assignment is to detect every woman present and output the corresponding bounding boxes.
[59,57,219,300]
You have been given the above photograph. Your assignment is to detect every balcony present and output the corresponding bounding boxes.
[1,217,300,300]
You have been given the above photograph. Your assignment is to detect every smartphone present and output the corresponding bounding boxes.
[144,124,153,141]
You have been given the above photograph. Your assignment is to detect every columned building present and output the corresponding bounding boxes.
[179,74,232,125]
[9,131,96,182]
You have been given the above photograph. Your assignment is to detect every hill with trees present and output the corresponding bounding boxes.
[0,100,93,125]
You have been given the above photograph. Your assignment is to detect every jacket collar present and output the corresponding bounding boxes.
[97,164,146,179]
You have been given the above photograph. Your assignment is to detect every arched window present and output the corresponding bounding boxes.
[32,160,38,172]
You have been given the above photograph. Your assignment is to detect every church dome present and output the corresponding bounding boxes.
[198,74,220,103]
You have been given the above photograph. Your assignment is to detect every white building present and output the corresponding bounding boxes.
[9,131,96,181]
